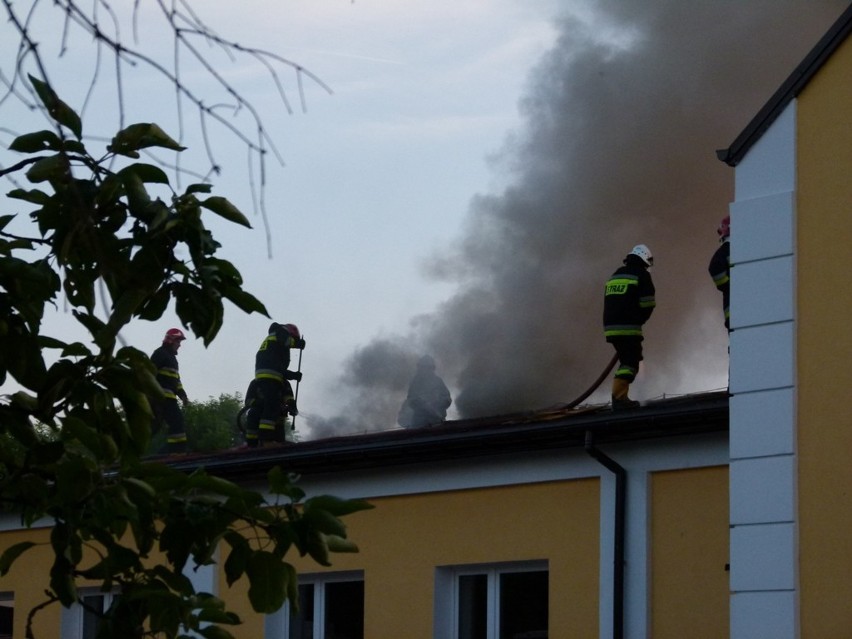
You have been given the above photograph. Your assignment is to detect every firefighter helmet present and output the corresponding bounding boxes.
[717,215,730,239]
[163,328,186,344]
[281,323,301,340]
[629,244,653,267]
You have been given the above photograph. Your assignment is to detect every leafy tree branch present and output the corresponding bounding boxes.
[0,4,371,638]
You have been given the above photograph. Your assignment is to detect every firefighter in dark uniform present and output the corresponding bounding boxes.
[253,322,304,444]
[150,328,190,453]
[708,215,731,331]
[242,378,261,448]
[603,245,656,410]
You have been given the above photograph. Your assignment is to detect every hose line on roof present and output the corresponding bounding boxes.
[235,353,619,436]
[564,353,619,410]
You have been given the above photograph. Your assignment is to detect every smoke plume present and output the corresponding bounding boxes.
[305,0,848,437]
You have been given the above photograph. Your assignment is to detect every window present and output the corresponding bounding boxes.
[60,591,115,639]
[266,571,364,639]
[59,565,214,638]
[435,562,548,639]
[0,593,13,639]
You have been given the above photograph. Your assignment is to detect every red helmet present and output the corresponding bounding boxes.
[163,328,186,344]
[281,323,301,340]
[717,215,730,239]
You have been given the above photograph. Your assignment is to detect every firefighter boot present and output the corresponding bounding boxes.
[611,378,640,411]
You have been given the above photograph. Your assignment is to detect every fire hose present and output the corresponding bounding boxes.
[236,351,617,437]
[563,353,619,410]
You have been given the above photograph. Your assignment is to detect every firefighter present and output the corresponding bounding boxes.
[603,245,656,410]
[150,328,190,453]
[254,322,305,444]
[242,377,297,447]
[708,215,731,331]
[397,355,452,428]
[242,378,261,448]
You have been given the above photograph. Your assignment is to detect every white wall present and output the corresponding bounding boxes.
[728,102,799,639]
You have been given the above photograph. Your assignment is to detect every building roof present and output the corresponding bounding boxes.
[717,3,852,167]
[167,391,729,481]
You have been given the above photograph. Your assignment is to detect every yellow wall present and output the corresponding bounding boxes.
[3,478,599,639]
[227,478,601,639]
[649,466,729,638]
[0,528,59,639]
[796,33,852,637]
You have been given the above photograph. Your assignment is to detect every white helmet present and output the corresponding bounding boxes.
[629,244,653,267]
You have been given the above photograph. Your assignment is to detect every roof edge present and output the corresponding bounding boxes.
[717,3,852,167]
[168,392,729,480]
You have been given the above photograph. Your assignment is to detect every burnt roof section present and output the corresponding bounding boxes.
[165,391,729,481]
[717,3,852,167]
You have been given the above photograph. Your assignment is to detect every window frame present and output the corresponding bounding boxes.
[264,570,365,639]
[59,589,117,639]
[434,560,549,639]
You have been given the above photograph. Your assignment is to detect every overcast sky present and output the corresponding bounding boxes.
[1,1,848,439]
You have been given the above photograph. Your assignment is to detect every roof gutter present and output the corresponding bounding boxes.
[585,430,626,639]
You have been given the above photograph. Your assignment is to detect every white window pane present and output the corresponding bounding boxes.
[284,576,364,639]
[444,564,548,639]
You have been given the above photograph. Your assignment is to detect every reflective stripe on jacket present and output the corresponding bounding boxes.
[708,239,730,324]
[603,256,655,339]
[255,332,297,381]
[151,344,186,401]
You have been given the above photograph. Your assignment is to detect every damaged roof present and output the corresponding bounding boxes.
[717,3,852,166]
[166,391,729,481]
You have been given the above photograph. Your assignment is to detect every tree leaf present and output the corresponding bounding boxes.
[197,625,236,639]
[268,467,305,501]
[303,495,374,518]
[223,533,250,586]
[186,473,246,500]
[136,285,171,321]
[108,123,186,158]
[222,286,268,316]
[302,509,347,538]
[305,531,330,567]
[28,75,83,139]
[246,551,287,614]
[60,415,104,457]
[0,214,15,231]
[49,556,78,607]
[324,534,360,554]
[196,594,240,626]
[186,183,213,195]
[118,163,171,185]
[25,154,70,183]
[59,341,92,357]
[199,197,251,228]
[0,541,36,575]
[9,130,62,153]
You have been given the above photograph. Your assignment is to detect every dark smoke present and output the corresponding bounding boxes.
[305,337,415,438]
[305,0,848,437]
